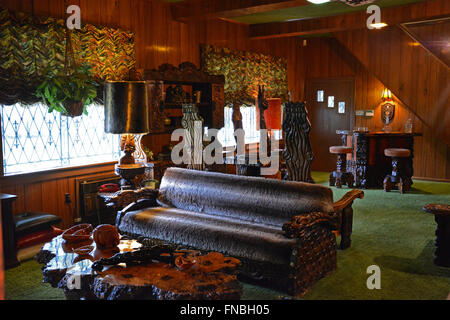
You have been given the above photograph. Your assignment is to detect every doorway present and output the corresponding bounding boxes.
[305,78,354,172]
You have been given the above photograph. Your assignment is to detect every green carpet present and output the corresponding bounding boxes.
[5,172,450,300]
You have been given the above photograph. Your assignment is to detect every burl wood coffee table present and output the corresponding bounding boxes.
[36,235,242,300]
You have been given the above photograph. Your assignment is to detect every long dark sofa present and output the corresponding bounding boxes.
[115,167,364,296]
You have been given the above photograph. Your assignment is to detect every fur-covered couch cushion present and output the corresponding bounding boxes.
[119,206,297,264]
[157,167,334,227]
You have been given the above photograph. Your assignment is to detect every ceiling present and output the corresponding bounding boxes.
[167,0,426,25]
[230,0,425,25]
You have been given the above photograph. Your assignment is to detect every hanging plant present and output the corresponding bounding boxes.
[35,23,98,117]
[35,64,98,117]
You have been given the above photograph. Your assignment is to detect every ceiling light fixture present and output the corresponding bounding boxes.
[370,22,388,29]
[306,0,331,4]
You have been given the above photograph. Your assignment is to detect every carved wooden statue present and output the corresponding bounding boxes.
[257,85,272,155]
[182,104,204,171]
[257,85,268,130]
[282,102,314,183]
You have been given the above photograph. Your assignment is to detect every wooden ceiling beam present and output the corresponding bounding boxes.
[249,0,450,39]
[171,0,309,22]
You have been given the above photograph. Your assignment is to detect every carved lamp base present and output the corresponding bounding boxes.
[115,164,146,190]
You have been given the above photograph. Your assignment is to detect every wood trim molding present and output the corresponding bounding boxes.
[171,0,309,22]
[412,176,450,183]
[0,161,117,186]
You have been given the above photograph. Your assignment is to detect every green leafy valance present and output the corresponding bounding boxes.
[200,44,288,107]
[0,7,135,106]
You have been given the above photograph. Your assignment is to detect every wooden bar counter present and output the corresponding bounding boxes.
[351,132,422,189]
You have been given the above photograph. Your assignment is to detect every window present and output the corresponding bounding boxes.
[217,107,236,147]
[1,103,121,175]
[317,90,324,102]
[218,105,282,147]
[240,106,260,144]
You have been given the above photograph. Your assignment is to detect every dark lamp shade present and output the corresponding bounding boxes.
[104,81,150,134]
[264,98,282,130]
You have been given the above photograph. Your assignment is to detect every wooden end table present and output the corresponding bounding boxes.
[423,204,450,267]
[1,193,19,269]
[36,235,242,300]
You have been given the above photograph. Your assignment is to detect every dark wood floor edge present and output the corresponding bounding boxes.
[412,176,450,183]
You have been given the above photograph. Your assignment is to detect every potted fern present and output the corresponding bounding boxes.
[35,64,98,117]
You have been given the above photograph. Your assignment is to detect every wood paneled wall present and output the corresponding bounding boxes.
[303,37,449,180]
[0,164,116,228]
[335,26,449,148]
[405,19,450,68]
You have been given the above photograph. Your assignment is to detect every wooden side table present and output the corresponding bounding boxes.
[1,193,19,269]
[423,204,450,267]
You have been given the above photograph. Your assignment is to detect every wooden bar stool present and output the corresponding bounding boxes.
[329,146,354,188]
[383,148,411,194]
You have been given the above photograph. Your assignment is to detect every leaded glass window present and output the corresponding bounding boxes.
[218,105,282,148]
[1,103,121,175]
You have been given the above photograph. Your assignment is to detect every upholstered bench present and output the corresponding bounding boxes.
[14,212,62,257]
[115,168,363,297]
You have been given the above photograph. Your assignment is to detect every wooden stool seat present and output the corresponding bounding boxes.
[329,146,353,154]
[383,148,412,194]
[384,148,411,158]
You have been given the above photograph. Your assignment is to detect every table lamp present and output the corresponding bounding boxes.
[104,81,150,189]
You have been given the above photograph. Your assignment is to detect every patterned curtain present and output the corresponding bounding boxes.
[0,8,135,106]
[200,44,288,107]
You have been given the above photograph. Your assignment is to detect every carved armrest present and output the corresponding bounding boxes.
[333,189,364,250]
[114,189,160,227]
[282,212,339,239]
[333,190,364,212]
[106,188,159,210]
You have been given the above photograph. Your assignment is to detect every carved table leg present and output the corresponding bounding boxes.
[434,215,450,267]
[384,157,409,193]
[346,174,354,188]
[329,173,336,187]
[340,206,353,250]
[331,154,354,188]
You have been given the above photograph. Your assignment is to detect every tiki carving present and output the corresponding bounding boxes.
[146,80,165,133]
[257,85,268,130]
[257,85,272,154]
[211,84,224,129]
[232,104,243,131]
[282,102,314,183]
[354,133,368,188]
[182,104,204,171]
